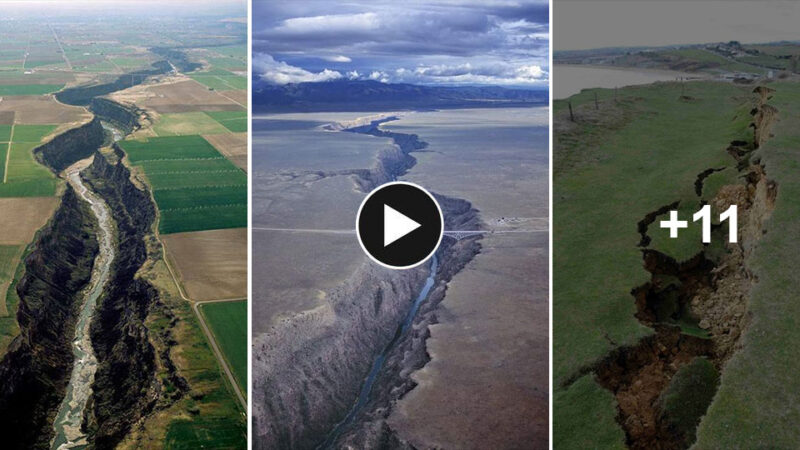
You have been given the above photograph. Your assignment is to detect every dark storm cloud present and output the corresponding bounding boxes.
[252,0,549,86]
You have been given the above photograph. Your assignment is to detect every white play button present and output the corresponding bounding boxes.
[357,182,443,269]
[384,204,421,247]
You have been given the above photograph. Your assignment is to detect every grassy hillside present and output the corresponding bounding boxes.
[199,300,247,393]
[694,82,800,448]
[554,80,758,447]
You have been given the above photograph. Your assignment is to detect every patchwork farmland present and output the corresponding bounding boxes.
[0,11,247,448]
[119,135,246,234]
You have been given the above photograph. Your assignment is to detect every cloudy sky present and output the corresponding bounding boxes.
[557,1,800,51]
[1,0,244,16]
[253,0,549,87]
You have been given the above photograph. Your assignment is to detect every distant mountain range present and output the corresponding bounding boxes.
[253,79,547,112]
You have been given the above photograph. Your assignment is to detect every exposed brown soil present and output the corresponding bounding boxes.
[203,132,247,171]
[111,78,242,113]
[161,227,247,301]
[0,197,60,245]
[0,95,91,124]
[596,327,714,449]
[594,89,779,449]
[637,201,680,247]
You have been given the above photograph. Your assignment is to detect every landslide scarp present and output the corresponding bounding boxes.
[0,186,99,449]
[592,89,779,449]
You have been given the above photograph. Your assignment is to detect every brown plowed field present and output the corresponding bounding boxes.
[0,96,90,124]
[162,227,247,301]
[0,197,60,245]
[203,132,247,171]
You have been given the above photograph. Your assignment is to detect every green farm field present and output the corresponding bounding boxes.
[0,84,63,96]
[199,300,247,393]
[165,417,246,450]
[153,112,229,136]
[119,135,246,234]
[190,69,246,91]
[121,135,223,162]
[553,80,785,448]
[12,125,57,143]
[0,127,58,197]
[0,125,11,142]
[205,111,247,133]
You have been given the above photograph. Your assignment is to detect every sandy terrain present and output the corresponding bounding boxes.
[219,89,247,106]
[0,197,60,245]
[377,109,549,447]
[111,77,242,113]
[388,232,549,448]
[0,95,91,124]
[161,228,247,301]
[252,231,364,332]
[204,132,247,171]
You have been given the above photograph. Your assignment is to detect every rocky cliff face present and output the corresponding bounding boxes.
[55,61,172,107]
[0,187,99,449]
[253,198,481,450]
[336,197,481,448]
[253,261,430,449]
[35,118,105,173]
[253,117,484,450]
[81,151,186,449]
[90,98,143,135]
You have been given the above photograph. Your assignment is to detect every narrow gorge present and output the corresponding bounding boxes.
[253,117,482,449]
[0,59,186,449]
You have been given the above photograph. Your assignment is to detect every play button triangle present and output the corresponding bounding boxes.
[384,204,421,247]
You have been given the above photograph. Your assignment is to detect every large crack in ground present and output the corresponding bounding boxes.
[592,88,779,449]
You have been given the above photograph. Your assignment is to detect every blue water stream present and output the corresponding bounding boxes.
[318,255,439,448]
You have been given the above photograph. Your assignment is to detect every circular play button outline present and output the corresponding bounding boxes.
[356,181,444,270]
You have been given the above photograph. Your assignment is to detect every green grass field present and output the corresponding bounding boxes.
[666,49,765,74]
[119,135,246,233]
[200,300,247,393]
[0,244,25,354]
[0,84,63,96]
[153,112,229,136]
[150,275,245,450]
[205,111,247,133]
[6,143,55,183]
[692,82,800,448]
[190,69,246,91]
[0,125,11,142]
[12,125,57,143]
[206,57,246,70]
[121,135,224,162]
[0,245,20,293]
[554,81,755,447]
[0,146,6,181]
[165,417,246,450]
[212,45,247,59]
[0,128,58,198]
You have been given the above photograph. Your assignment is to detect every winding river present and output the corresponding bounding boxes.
[50,160,116,450]
[319,255,439,449]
